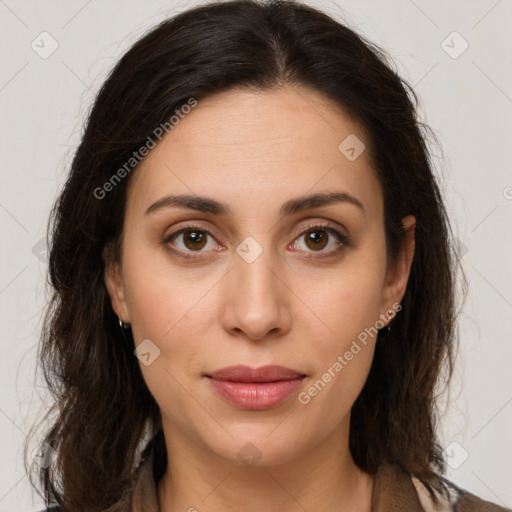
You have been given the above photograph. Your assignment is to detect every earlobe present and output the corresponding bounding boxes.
[381,215,416,315]
[103,248,130,323]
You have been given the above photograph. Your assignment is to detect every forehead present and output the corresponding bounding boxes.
[127,86,382,220]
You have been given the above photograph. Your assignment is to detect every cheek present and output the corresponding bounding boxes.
[121,248,223,387]
[295,311,379,438]
[300,258,385,349]
[122,260,215,428]
[122,241,216,340]
[293,257,385,415]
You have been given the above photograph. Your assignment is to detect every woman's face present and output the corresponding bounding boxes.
[105,86,414,467]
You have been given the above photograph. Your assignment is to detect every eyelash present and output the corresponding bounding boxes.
[163,222,349,261]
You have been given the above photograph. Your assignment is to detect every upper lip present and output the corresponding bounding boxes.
[207,365,305,383]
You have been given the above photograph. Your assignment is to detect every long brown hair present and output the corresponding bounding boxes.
[26,1,463,510]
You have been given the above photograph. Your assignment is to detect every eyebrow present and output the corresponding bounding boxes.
[144,191,365,218]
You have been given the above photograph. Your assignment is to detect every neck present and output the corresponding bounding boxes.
[157,420,375,512]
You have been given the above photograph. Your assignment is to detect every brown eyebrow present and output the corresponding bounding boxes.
[144,191,365,218]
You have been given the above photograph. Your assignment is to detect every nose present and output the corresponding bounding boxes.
[221,240,292,342]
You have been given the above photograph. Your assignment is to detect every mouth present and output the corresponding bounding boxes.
[205,365,306,410]
[206,364,306,382]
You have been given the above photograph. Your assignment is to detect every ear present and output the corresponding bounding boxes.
[103,245,131,324]
[380,215,416,318]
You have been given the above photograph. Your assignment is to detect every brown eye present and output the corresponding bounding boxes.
[303,230,329,251]
[164,226,220,260]
[291,224,348,257]
[180,229,208,251]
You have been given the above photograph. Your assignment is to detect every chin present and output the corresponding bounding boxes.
[203,425,312,468]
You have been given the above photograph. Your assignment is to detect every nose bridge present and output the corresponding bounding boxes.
[234,234,281,304]
[223,234,289,339]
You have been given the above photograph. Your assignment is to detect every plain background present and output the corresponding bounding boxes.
[0,0,511,510]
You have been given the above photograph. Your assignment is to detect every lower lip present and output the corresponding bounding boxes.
[207,376,305,410]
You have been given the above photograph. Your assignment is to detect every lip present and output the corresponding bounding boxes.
[205,365,306,410]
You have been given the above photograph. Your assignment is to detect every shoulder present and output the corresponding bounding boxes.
[445,481,511,512]
[411,473,511,512]
[455,491,512,511]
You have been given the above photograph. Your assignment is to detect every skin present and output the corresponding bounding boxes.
[104,85,415,512]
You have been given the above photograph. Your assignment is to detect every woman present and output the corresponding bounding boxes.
[26,0,510,511]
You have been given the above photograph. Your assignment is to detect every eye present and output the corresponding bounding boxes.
[290,222,348,257]
[164,225,221,260]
